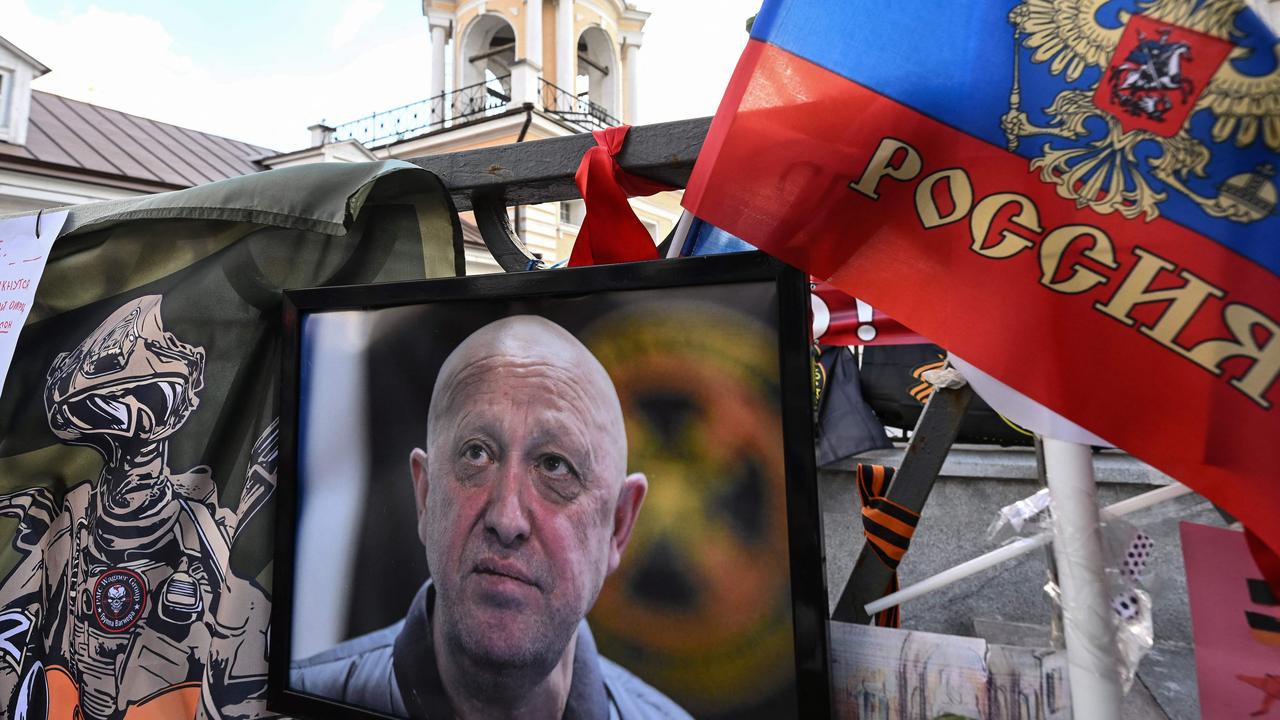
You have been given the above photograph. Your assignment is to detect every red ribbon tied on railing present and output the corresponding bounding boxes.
[568,125,674,267]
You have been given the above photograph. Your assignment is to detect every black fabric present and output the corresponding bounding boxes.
[860,344,1036,446]
[814,346,891,465]
[392,583,451,718]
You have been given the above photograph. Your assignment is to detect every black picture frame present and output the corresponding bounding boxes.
[269,252,830,719]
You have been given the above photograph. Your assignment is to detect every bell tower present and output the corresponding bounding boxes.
[322,3,675,277]
[421,0,649,126]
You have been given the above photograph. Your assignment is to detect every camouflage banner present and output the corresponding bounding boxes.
[0,160,460,720]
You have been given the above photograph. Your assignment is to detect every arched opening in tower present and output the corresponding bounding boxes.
[458,13,517,120]
[576,26,619,124]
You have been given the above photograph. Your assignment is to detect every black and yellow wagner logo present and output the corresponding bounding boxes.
[585,305,793,717]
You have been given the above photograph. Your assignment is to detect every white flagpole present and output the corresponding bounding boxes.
[1042,437,1123,718]
[863,482,1190,616]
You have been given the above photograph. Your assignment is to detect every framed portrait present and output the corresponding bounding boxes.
[269,252,830,719]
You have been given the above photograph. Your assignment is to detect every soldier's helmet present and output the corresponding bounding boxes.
[45,295,206,453]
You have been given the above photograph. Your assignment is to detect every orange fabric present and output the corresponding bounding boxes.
[863,504,917,540]
[44,665,81,720]
[855,463,920,627]
[865,535,906,564]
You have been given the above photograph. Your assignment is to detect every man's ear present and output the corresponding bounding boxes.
[410,448,430,541]
[607,472,648,575]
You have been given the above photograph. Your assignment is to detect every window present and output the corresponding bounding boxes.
[559,200,584,227]
[1046,668,1062,712]
[0,69,11,137]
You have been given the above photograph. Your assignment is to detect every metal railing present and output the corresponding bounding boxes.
[539,79,621,132]
[333,75,512,147]
[404,116,710,269]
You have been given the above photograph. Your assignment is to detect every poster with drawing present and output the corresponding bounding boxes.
[1183,522,1280,719]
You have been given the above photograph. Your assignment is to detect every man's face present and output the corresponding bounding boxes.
[411,318,645,672]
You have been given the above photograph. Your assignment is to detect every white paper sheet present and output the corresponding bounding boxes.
[0,210,68,397]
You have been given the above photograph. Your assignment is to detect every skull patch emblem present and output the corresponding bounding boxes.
[106,584,127,613]
[93,568,146,632]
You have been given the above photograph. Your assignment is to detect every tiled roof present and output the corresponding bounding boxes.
[0,91,276,189]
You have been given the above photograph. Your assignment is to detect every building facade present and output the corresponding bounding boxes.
[302,0,684,274]
[0,36,274,216]
[1,1,681,275]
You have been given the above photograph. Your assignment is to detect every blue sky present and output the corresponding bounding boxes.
[5,0,760,151]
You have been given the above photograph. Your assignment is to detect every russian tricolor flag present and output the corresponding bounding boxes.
[685,1,1280,555]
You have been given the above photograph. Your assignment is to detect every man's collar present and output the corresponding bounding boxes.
[392,579,611,720]
[392,581,451,718]
[565,609,612,720]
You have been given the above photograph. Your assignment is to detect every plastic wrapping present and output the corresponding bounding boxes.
[986,487,1053,542]
[1104,522,1156,691]
[1042,510,1157,695]
[1041,437,1125,717]
[864,483,1188,633]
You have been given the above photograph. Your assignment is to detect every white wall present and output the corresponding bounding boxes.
[0,42,38,146]
[0,169,144,217]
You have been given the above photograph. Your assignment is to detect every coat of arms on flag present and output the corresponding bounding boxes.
[1002,1,1273,224]
[684,0,1280,555]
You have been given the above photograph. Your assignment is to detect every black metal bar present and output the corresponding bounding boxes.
[515,102,534,142]
[468,42,516,63]
[538,79,621,132]
[830,383,975,623]
[472,191,541,272]
[1034,435,1066,647]
[333,76,512,146]
[405,116,710,210]
[578,53,609,75]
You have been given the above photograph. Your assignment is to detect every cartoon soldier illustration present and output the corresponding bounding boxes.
[0,295,274,720]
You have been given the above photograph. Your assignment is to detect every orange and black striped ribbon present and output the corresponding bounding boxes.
[1246,578,1280,647]
[856,464,919,628]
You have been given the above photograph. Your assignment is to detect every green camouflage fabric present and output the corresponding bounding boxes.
[0,160,461,720]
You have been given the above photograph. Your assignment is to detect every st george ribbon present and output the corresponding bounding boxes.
[684,1,1280,554]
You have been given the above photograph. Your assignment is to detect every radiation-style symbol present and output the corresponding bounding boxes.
[585,305,794,716]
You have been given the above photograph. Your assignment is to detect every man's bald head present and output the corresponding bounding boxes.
[427,315,629,484]
[409,315,648,687]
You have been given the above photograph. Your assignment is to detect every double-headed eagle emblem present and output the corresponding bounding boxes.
[1002,0,1279,223]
